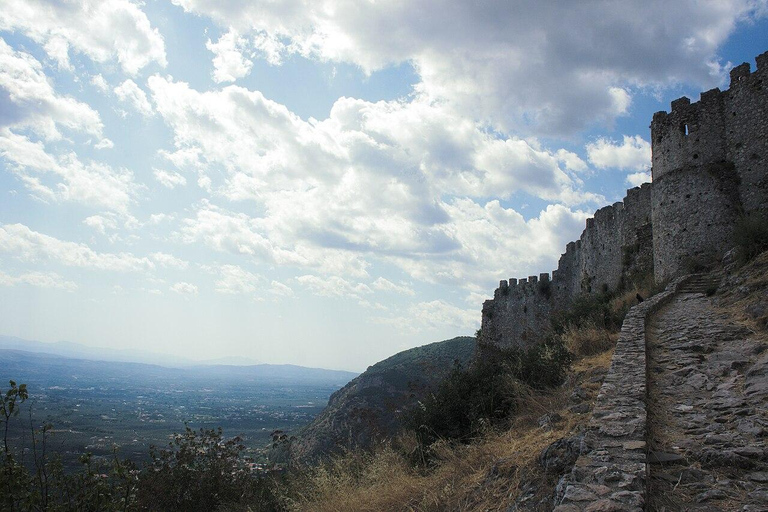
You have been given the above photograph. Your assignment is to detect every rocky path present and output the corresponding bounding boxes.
[646,291,768,511]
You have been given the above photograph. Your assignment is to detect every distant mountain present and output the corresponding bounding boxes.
[0,335,204,368]
[0,347,358,387]
[196,356,262,366]
[289,336,476,464]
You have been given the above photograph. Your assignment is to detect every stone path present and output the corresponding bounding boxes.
[646,291,768,511]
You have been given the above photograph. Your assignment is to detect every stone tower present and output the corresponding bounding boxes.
[650,52,768,282]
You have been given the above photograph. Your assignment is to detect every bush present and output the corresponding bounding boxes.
[138,426,280,512]
[551,293,621,334]
[407,340,572,452]
[734,213,768,263]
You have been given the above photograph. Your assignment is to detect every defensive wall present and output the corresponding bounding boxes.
[652,53,768,281]
[480,183,653,349]
[480,51,767,350]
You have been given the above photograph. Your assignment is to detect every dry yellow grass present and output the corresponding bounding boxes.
[561,321,617,356]
[278,351,615,512]
[717,250,768,334]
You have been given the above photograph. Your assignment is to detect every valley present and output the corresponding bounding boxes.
[1,348,356,470]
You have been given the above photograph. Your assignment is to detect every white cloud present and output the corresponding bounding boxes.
[586,135,652,172]
[169,0,764,134]
[269,280,294,297]
[0,0,166,74]
[180,202,370,278]
[83,214,118,234]
[0,129,140,212]
[114,79,154,117]
[91,74,110,93]
[296,275,372,301]
[149,213,175,224]
[206,30,253,83]
[626,171,652,187]
[409,300,479,331]
[149,77,599,208]
[252,31,286,66]
[210,264,262,294]
[0,269,77,291]
[0,223,154,272]
[373,299,479,334]
[372,277,415,296]
[151,252,189,270]
[0,39,105,142]
[146,76,602,288]
[171,281,198,296]
[94,138,114,150]
[153,168,187,189]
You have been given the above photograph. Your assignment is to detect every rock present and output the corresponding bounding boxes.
[688,373,710,389]
[722,247,740,268]
[747,489,768,502]
[648,450,685,464]
[571,386,589,402]
[584,499,626,512]
[540,436,582,474]
[747,472,768,483]
[697,489,728,502]
[700,449,757,469]
[538,412,564,429]
[746,302,768,321]
[569,403,591,414]
[562,485,597,501]
[289,336,476,464]
[622,440,646,450]
[734,446,766,460]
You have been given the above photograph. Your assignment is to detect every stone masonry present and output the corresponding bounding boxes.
[651,54,768,282]
[645,290,768,510]
[481,51,768,351]
[552,277,687,511]
[481,184,653,349]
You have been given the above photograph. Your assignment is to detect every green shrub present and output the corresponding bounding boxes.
[407,340,572,452]
[551,293,614,333]
[734,213,768,263]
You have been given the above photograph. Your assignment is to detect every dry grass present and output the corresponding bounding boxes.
[278,352,615,512]
[609,274,657,316]
[717,250,768,334]
[561,322,617,357]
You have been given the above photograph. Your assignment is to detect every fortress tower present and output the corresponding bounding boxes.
[651,52,768,281]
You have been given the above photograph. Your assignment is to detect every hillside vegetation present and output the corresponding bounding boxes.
[279,275,661,511]
[289,336,476,464]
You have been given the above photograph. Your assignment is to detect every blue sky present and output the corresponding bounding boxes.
[1,0,766,371]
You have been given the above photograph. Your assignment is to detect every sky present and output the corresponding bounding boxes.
[0,1,767,372]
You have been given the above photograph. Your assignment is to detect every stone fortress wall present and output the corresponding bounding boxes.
[480,183,653,349]
[480,51,768,350]
[652,54,768,281]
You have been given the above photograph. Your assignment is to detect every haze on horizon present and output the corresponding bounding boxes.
[1,0,767,372]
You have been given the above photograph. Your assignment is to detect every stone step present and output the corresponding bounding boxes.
[678,274,721,293]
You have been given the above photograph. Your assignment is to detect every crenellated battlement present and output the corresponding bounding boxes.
[482,184,653,349]
[651,51,768,183]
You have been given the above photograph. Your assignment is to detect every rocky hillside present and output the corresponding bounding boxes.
[289,336,475,464]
